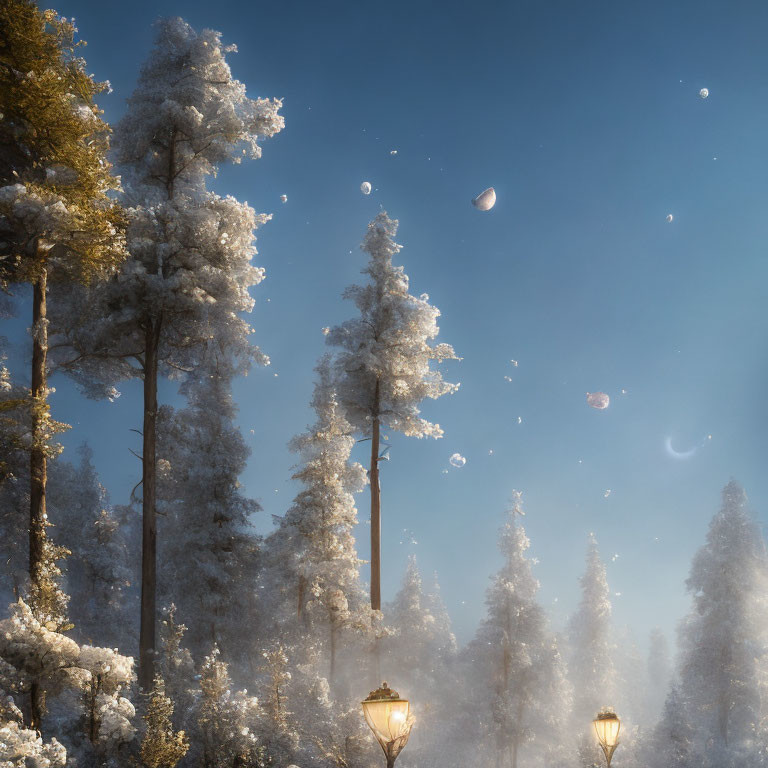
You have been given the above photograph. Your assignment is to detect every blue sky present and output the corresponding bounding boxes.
[4,0,768,651]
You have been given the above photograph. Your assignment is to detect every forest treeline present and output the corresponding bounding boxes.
[1,3,767,767]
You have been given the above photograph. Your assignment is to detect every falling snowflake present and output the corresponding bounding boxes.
[510,359,519,367]
[504,375,513,382]
[604,489,612,498]
[699,87,709,99]
[449,453,466,468]
[517,416,522,424]
[280,194,288,203]
[321,327,330,335]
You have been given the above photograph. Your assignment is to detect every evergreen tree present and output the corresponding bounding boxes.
[156,363,260,670]
[141,675,189,768]
[197,646,262,768]
[382,556,456,695]
[48,443,133,648]
[467,493,571,768]
[568,535,616,724]
[326,212,458,610]
[644,683,698,768]
[674,481,768,767]
[644,628,671,727]
[0,0,126,621]
[52,17,283,689]
[260,357,371,686]
[0,599,135,746]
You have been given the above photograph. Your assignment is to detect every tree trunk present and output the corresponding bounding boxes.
[370,379,381,611]
[511,742,518,768]
[139,319,161,691]
[329,621,336,688]
[29,267,48,605]
[297,574,306,620]
[29,679,43,732]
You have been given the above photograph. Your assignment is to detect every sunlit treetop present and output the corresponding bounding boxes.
[114,16,284,202]
[0,0,125,286]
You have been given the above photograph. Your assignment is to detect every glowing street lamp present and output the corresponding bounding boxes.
[593,709,621,767]
[362,683,414,768]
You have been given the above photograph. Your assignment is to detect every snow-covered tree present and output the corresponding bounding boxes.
[644,628,671,727]
[156,364,260,669]
[326,212,459,610]
[257,645,299,767]
[0,707,67,768]
[260,357,371,686]
[196,646,262,768]
[382,559,458,768]
[465,493,571,768]
[52,16,283,689]
[0,599,135,749]
[568,535,616,725]
[673,481,768,767]
[48,444,133,649]
[0,0,125,622]
[644,683,698,768]
[382,556,456,696]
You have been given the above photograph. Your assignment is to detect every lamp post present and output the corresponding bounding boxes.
[593,709,620,767]
[362,683,414,768]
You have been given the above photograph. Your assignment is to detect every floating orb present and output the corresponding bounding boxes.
[360,181,372,195]
[699,88,709,99]
[586,392,610,410]
[472,187,496,211]
[280,194,288,204]
[449,452,466,468]
[666,214,674,223]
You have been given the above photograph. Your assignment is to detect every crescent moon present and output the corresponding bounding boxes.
[665,436,697,460]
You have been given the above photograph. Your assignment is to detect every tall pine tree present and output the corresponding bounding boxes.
[326,212,458,611]
[52,17,283,689]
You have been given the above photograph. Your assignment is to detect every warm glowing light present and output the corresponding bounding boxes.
[593,710,620,767]
[362,683,414,767]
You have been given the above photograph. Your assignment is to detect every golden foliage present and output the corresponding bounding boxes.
[0,0,126,285]
[140,675,190,768]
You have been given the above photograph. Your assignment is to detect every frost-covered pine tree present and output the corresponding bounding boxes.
[382,558,458,768]
[196,646,262,768]
[0,599,135,748]
[644,683,698,768]
[673,481,768,767]
[0,696,67,768]
[644,628,671,727]
[48,443,133,649]
[466,493,571,768]
[260,357,371,686]
[568,534,616,723]
[256,645,300,766]
[52,17,284,690]
[326,212,459,610]
[0,0,125,625]
[156,362,260,669]
[382,556,456,695]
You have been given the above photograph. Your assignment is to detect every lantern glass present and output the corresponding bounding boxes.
[362,697,410,747]
[593,712,620,748]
